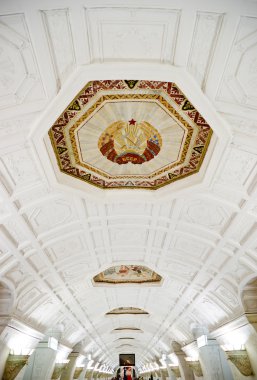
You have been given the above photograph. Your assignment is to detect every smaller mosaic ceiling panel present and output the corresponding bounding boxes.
[48,79,213,190]
[93,265,162,285]
[112,328,142,333]
[106,307,148,315]
[117,338,135,340]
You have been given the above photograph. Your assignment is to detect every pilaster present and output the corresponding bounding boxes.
[23,336,59,380]
[195,334,234,380]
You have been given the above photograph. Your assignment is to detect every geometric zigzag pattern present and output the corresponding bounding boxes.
[49,80,213,190]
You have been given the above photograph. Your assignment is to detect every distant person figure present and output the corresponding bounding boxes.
[124,367,127,380]
[126,367,132,380]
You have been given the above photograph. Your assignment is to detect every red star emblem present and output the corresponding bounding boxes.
[129,119,136,125]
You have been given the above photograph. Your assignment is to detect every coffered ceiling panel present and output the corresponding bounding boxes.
[41,9,75,87]
[217,16,257,110]
[187,11,223,88]
[85,7,180,63]
[0,13,45,110]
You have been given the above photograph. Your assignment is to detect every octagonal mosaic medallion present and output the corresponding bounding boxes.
[48,80,213,189]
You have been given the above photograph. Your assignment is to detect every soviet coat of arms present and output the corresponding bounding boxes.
[98,118,162,165]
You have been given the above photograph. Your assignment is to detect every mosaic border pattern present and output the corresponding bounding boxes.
[48,80,213,190]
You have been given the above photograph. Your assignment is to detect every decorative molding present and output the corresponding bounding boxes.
[210,314,248,340]
[1,147,41,190]
[2,317,44,343]
[217,16,257,110]
[188,11,223,89]
[27,198,76,235]
[3,355,29,380]
[226,350,253,376]
[214,284,239,309]
[85,7,180,63]
[222,113,257,138]
[217,146,257,188]
[41,9,75,89]
[187,361,203,377]
[0,14,45,109]
[242,279,257,314]
[182,199,230,231]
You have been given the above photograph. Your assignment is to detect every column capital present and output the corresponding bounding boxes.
[45,327,63,341]
[0,317,43,344]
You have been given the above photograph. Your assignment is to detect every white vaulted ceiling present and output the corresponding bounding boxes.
[0,0,257,371]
